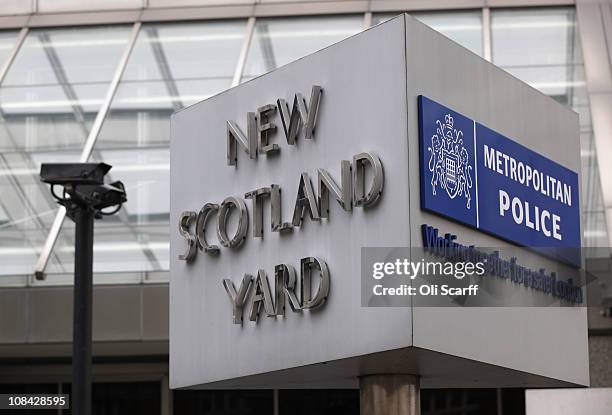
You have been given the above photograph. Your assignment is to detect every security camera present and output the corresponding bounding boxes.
[40,163,111,186]
[37,162,127,281]
[39,162,127,219]
[72,181,127,212]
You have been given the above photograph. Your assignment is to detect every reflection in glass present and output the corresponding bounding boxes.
[0,31,18,68]
[492,8,583,104]
[492,9,581,68]
[492,8,608,249]
[49,21,247,276]
[0,9,605,285]
[96,21,246,149]
[242,16,362,80]
[0,26,130,280]
[0,26,131,152]
[373,12,483,56]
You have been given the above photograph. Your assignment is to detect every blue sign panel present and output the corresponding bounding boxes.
[418,95,581,266]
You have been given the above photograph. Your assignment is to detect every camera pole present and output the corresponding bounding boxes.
[39,163,126,415]
[73,207,94,415]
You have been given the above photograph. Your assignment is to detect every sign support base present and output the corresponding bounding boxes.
[360,374,420,415]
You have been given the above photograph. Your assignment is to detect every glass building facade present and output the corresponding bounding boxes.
[0,5,606,285]
[0,1,610,414]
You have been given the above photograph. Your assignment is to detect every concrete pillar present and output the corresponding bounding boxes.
[360,375,420,415]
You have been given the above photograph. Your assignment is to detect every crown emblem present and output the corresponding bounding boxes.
[445,114,454,130]
[427,114,473,209]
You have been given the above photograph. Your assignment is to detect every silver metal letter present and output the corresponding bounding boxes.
[318,160,352,219]
[277,98,299,145]
[196,203,220,254]
[249,269,276,322]
[257,104,279,154]
[245,187,271,238]
[301,257,330,309]
[353,152,384,207]
[178,211,197,261]
[277,85,322,144]
[217,196,249,248]
[226,112,257,166]
[301,85,322,140]
[275,264,301,316]
[292,173,320,227]
[271,184,293,232]
[223,274,254,324]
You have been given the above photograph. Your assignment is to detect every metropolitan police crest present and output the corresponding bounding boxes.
[427,113,473,209]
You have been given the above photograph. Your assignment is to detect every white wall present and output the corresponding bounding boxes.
[526,388,612,415]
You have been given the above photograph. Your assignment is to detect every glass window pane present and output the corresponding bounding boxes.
[61,381,161,415]
[373,12,483,56]
[492,8,582,67]
[0,26,130,152]
[491,7,607,249]
[242,16,362,80]
[49,20,246,277]
[98,20,246,149]
[173,389,273,415]
[0,29,39,278]
[0,26,131,280]
[279,390,358,415]
[491,8,584,105]
[0,30,19,68]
